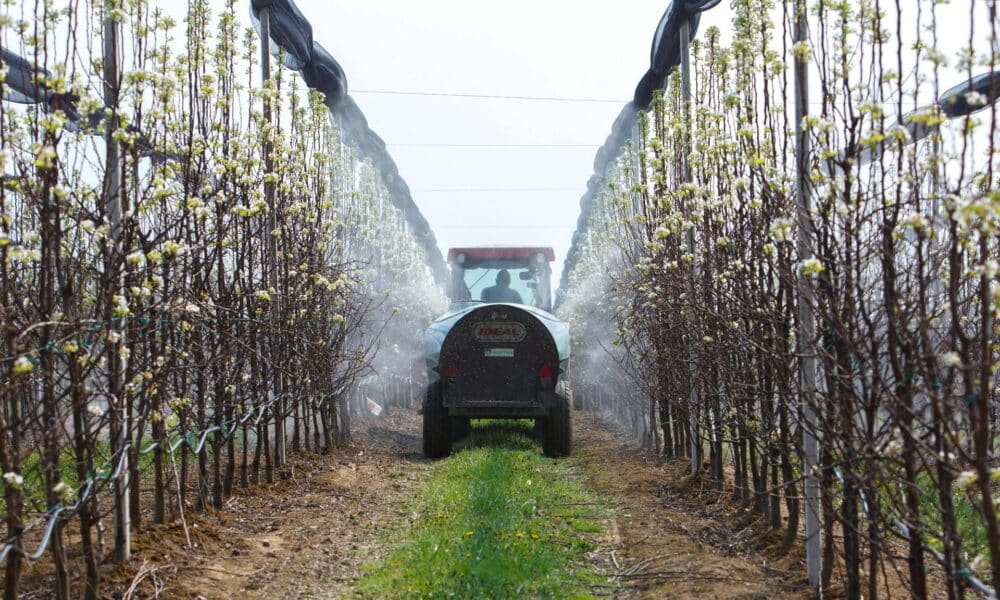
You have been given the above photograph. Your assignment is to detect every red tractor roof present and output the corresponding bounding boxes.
[447,246,556,263]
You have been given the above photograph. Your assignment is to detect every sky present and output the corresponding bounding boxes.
[231,0,736,288]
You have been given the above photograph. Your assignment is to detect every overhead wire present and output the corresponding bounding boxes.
[351,88,628,103]
[434,225,576,229]
[414,187,581,193]
[388,143,599,148]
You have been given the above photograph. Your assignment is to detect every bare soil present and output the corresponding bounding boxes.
[573,411,809,599]
[15,409,429,599]
[134,410,431,599]
[17,408,812,598]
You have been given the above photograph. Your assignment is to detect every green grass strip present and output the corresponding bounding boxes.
[356,421,612,599]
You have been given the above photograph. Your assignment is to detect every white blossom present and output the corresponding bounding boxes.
[798,258,825,277]
[52,481,74,500]
[965,91,987,108]
[12,356,34,375]
[940,351,962,367]
[899,214,929,231]
[769,218,795,242]
[3,472,23,489]
[955,470,978,491]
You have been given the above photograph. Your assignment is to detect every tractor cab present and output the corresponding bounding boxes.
[447,246,555,312]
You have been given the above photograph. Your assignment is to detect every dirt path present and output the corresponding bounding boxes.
[573,412,808,599]
[112,410,430,599]
[110,409,807,598]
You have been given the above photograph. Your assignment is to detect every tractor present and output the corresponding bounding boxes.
[422,247,571,458]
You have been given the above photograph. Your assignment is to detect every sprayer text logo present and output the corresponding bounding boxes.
[474,322,527,343]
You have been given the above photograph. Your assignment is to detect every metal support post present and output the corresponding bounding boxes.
[103,0,129,563]
[259,7,286,466]
[680,19,700,475]
[792,0,822,587]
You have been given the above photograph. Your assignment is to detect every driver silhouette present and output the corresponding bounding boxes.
[481,269,523,304]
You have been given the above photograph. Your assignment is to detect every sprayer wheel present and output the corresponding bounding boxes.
[451,417,472,442]
[542,394,571,457]
[531,418,544,442]
[422,382,452,459]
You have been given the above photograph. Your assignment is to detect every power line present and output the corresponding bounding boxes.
[351,88,628,104]
[351,89,926,107]
[389,143,600,148]
[434,225,576,229]
[414,187,581,193]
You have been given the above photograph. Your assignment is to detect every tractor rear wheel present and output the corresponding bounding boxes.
[531,418,544,442]
[542,394,571,457]
[422,382,452,459]
[451,417,472,442]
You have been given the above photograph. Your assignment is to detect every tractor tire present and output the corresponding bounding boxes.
[531,418,544,442]
[451,417,472,442]
[542,394,571,457]
[422,382,452,459]
[559,380,582,411]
